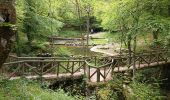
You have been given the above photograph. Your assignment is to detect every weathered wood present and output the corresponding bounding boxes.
[2,50,170,83]
[97,68,100,82]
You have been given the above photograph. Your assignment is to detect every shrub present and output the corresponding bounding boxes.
[0,79,76,100]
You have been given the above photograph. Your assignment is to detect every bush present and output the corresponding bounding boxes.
[0,79,76,100]
[129,82,166,100]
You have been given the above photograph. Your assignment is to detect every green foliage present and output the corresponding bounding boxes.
[0,79,76,100]
[15,0,64,55]
[94,0,170,51]
[129,82,165,100]
[23,0,63,41]
[97,88,116,100]
[58,30,84,37]
[128,68,167,100]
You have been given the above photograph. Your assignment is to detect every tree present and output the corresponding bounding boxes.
[0,0,16,67]
[142,0,170,43]
[94,0,170,76]
[17,0,63,53]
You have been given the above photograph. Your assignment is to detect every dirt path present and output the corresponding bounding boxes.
[89,32,121,56]
[90,43,120,56]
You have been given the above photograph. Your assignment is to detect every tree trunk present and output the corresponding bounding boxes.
[0,0,16,67]
[86,11,90,56]
[127,35,132,68]
[75,0,82,31]
[132,36,137,77]
[75,0,85,56]
[153,30,159,41]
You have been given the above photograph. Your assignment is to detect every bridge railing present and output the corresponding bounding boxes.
[134,51,169,68]
[111,50,169,72]
[2,59,86,80]
[6,55,18,62]
[85,57,114,82]
[3,49,169,82]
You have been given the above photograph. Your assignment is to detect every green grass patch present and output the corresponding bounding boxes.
[90,39,108,45]
[0,79,76,100]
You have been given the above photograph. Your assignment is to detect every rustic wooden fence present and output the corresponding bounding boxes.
[2,49,170,83]
[85,50,169,82]
[2,57,86,80]
[109,50,169,71]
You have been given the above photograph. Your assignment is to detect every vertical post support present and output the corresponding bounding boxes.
[72,61,74,75]
[57,62,59,77]
[97,68,100,82]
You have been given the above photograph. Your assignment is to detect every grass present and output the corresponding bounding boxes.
[90,39,108,45]
[0,79,76,100]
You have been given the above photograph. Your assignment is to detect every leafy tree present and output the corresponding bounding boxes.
[15,0,63,54]
[94,0,170,76]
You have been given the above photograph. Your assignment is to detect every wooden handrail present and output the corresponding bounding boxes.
[3,49,169,83]
[3,61,25,65]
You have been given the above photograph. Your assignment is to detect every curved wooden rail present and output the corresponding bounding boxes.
[85,58,114,82]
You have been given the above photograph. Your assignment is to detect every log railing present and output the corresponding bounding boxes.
[85,58,114,82]
[111,50,169,72]
[85,50,169,82]
[2,59,86,80]
[2,50,170,82]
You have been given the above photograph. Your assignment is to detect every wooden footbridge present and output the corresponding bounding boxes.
[1,50,170,83]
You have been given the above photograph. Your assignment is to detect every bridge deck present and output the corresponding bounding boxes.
[10,72,84,81]
[8,60,170,83]
[3,50,169,83]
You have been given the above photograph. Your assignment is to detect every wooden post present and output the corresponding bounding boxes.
[78,59,81,72]
[40,63,43,84]
[97,68,100,82]
[111,61,114,76]
[118,60,120,72]
[88,65,91,82]
[149,52,152,65]
[83,61,86,76]
[72,62,74,75]
[67,60,69,70]
[85,5,91,57]
[104,67,106,81]
[57,62,59,77]
[95,56,97,66]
